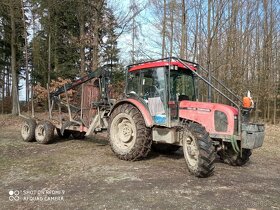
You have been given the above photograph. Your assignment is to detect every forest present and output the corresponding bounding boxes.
[0,0,279,123]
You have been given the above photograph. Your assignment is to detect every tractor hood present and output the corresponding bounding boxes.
[179,101,238,135]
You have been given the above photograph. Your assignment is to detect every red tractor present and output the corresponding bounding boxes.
[108,57,264,177]
[21,57,265,178]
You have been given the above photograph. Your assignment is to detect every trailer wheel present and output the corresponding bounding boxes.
[72,131,86,139]
[21,119,36,142]
[35,121,54,144]
[182,122,215,177]
[56,128,71,138]
[109,104,152,161]
[218,146,252,166]
[152,143,180,154]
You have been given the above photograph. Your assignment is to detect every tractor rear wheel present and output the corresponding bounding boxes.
[35,121,54,144]
[109,104,152,161]
[182,122,215,177]
[152,143,180,154]
[218,146,252,166]
[21,119,36,142]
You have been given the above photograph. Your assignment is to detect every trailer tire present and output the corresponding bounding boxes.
[56,128,71,138]
[35,121,54,144]
[219,147,252,166]
[182,122,215,177]
[109,103,152,161]
[21,119,37,142]
[152,143,180,154]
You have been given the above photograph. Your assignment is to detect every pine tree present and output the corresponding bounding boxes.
[102,8,120,69]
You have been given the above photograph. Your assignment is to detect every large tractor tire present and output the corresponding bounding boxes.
[182,122,215,178]
[56,128,71,138]
[109,103,152,161]
[152,143,181,154]
[218,146,252,166]
[35,121,54,144]
[21,119,37,142]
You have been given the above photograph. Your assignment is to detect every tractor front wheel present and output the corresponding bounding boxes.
[35,121,54,144]
[182,122,215,177]
[218,145,252,166]
[109,104,152,161]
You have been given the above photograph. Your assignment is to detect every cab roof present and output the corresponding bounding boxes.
[128,60,197,72]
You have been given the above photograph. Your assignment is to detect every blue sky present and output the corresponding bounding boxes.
[110,0,162,63]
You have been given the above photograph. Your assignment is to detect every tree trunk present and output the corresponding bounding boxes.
[180,0,186,58]
[92,20,99,70]
[161,0,166,58]
[78,1,85,74]
[207,0,212,102]
[10,0,18,115]
[132,3,136,63]
[1,67,4,114]
[21,0,29,105]
[169,0,175,57]
[273,95,276,124]
[267,100,270,121]
[273,30,279,124]
[193,2,199,62]
[47,13,51,86]
[6,67,10,97]
[92,1,104,70]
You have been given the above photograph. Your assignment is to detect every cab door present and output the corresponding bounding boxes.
[140,67,168,125]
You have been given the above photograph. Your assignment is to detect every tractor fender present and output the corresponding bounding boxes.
[110,98,154,127]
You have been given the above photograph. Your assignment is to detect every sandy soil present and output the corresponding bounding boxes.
[0,114,279,209]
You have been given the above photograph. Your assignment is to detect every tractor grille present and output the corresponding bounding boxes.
[214,110,228,132]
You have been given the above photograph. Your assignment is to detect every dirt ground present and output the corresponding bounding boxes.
[0,114,279,210]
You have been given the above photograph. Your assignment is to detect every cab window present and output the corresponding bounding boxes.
[126,71,140,95]
[141,68,165,101]
[170,69,195,101]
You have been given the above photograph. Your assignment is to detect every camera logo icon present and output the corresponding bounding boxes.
[9,190,20,201]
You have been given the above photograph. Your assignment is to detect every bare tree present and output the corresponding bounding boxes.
[179,0,187,58]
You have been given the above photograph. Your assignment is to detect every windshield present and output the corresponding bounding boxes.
[170,69,195,101]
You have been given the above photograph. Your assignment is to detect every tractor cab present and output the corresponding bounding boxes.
[126,60,196,127]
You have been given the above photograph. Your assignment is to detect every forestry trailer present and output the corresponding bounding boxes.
[21,57,265,177]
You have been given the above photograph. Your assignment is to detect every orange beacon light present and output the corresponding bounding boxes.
[243,97,251,108]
